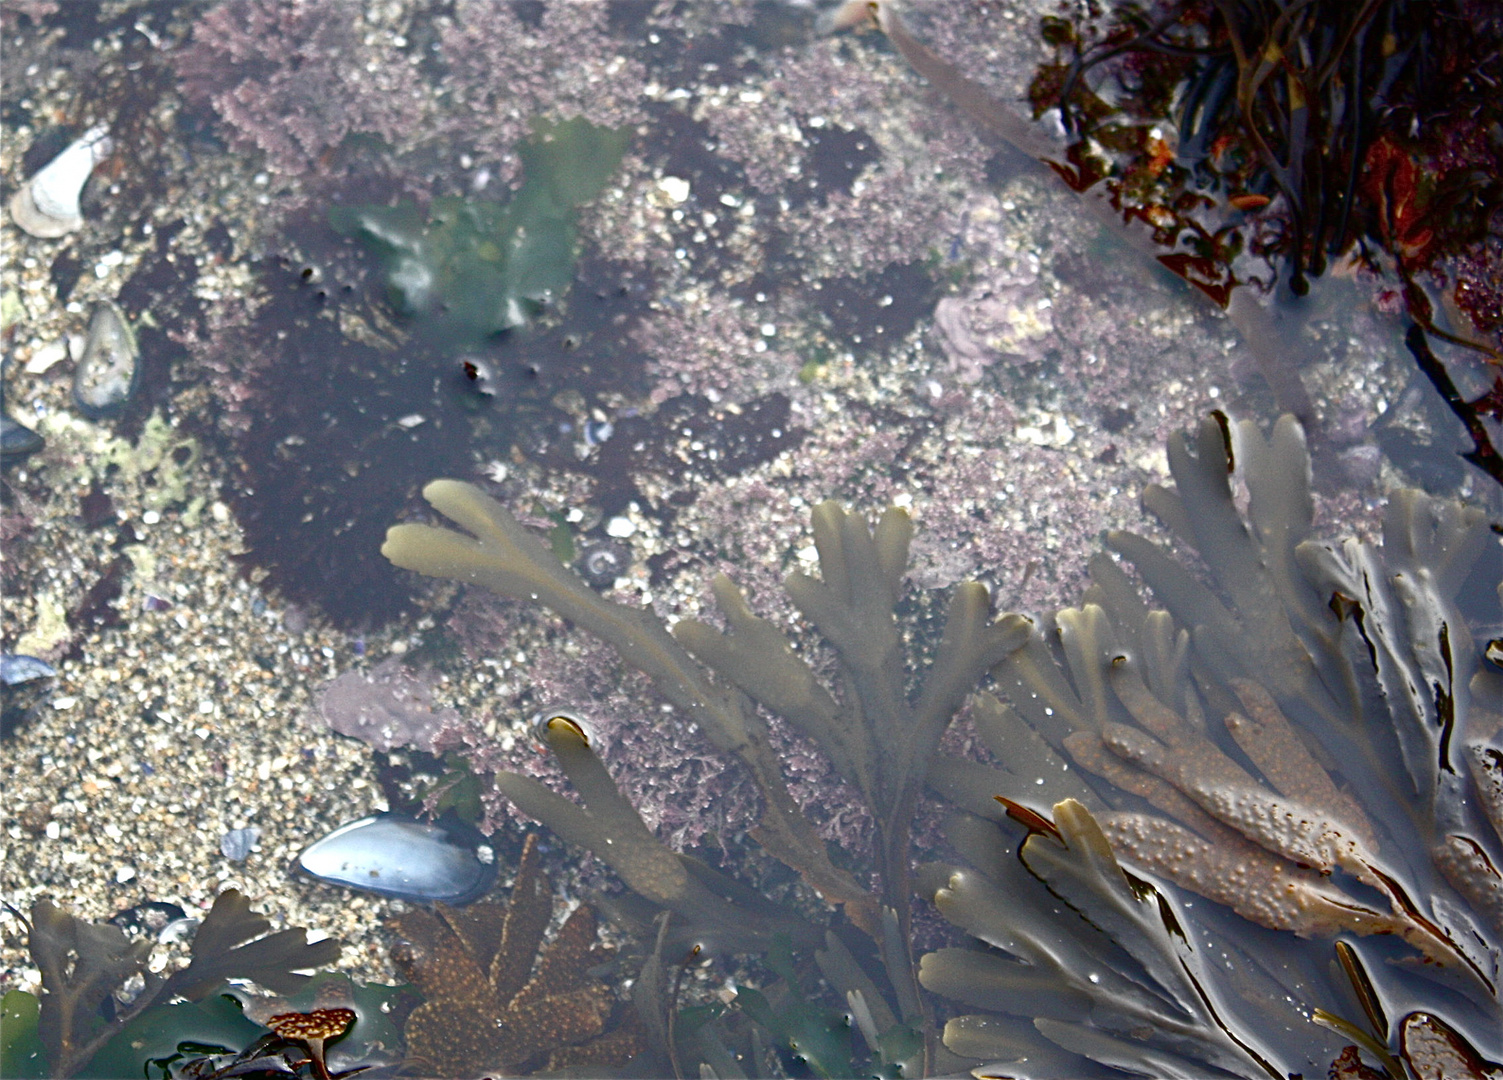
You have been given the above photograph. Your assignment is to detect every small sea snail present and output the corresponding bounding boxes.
[530,709,605,754]
[576,539,632,587]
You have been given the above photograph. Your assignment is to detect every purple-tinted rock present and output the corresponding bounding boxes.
[316,658,458,753]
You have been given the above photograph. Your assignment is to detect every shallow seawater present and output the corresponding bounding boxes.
[1,3,1500,1079]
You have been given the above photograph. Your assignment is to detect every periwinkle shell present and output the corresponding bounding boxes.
[296,812,497,905]
[576,540,631,587]
[72,301,139,419]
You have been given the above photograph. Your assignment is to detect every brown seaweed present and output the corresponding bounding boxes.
[382,481,1029,1066]
[382,480,875,932]
[492,711,823,954]
[919,798,1289,1078]
[23,891,340,1078]
[861,1,1503,487]
[926,413,1503,1074]
[386,832,643,1076]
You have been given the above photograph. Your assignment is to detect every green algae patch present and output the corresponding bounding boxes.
[14,593,69,657]
[330,117,629,344]
[0,289,24,334]
[1,990,46,1079]
[75,995,261,1080]
[99,410,201,512]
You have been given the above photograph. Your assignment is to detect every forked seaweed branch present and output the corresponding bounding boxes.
[383,480,1028,1069]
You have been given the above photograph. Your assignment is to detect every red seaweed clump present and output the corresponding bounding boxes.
[1022,0,1503,481]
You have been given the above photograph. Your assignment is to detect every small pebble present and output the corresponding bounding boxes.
[658,176,690,204]
[24,340,67,374]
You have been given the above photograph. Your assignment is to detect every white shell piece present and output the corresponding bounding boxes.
[7,125,113,239]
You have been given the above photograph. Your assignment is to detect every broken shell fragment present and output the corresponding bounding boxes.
[1,655,56,685]
[295,812,497,905]
[220,826,260,862]
[7,125,112,239]
[72,301,139,419]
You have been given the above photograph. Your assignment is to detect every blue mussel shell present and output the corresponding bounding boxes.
[296,812,497,905]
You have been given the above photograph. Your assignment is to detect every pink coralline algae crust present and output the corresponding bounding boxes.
[702,41,986,276]
[632,295,802,406]
[436,1,648,186]
[441,597,761,853]
[175,0,426,175]
[176,0,646,185]
[442,564,875,862]
[182,297,263,436]
[890,0,1053,119]
[781,165,967,278]
[1448,234,1503,347]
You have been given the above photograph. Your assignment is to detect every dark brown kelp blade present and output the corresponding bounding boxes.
[929,413,1502,1074]
[30,902,154,1078]
[163,890,341,1001]
[27,892,340,1079]
[921,800,1287,1078]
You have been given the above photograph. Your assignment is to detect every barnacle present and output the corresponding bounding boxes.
[926,413,1503,1075]
[386,832,643,1076]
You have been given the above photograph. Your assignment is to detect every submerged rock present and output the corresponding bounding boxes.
[296,812,497,905]
[72,301,139,419]
[7,125,112,239]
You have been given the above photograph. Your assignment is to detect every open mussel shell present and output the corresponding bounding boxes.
[7,125,112,239]
[295,811,497,905]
